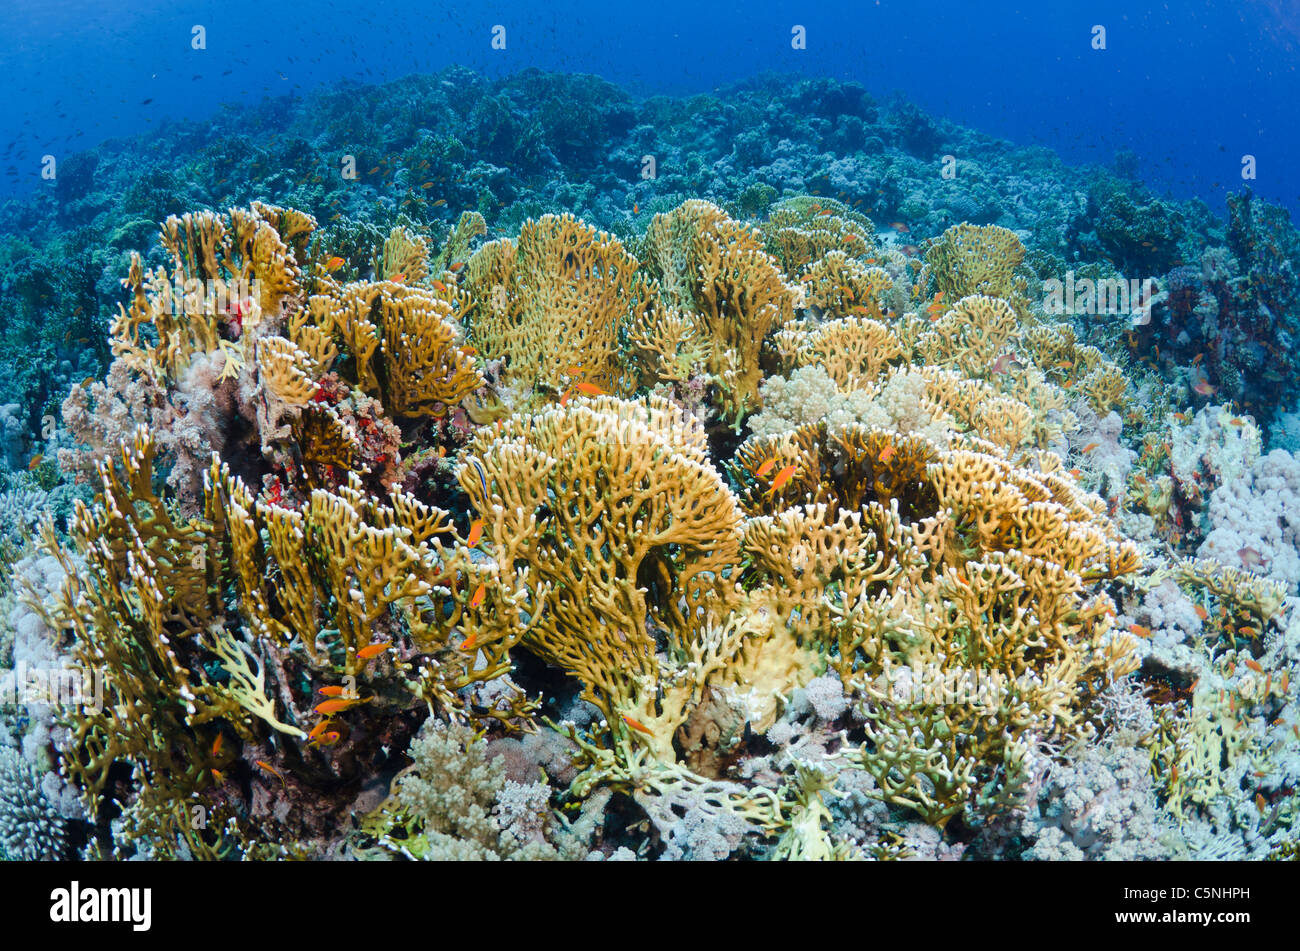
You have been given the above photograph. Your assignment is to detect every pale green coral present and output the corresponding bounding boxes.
[0,747,64,861]
[362,719,594,860]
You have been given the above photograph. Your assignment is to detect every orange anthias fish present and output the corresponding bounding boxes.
[431,279,449,293]
[1194,604,1208,621]
[318,685,347,697]
[1192,380,1218,396]
[889,222,910,233]
[765,464,797,497]
[27,454,43,470]
[315,696,372,715]
[990,352,1022,376]
[469,582,487,609]
[449,261,466,272]
[1245,658,1264,673]
[1238,546,1264,568]
[573,382,607,397]
[1081,443,1100,454]
[325,256,345,271]
[461,631,478,651]
[466,518,484,547]
[390,272,406,284]
[755,458,777,478]
[255,760,286,789]
[878,444,897,464]
[357,641,391,660]
[1129,623,1152,638]
[622,715,654,736]
[632,202,639,215]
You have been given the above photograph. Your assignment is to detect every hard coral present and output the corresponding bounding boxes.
[734,417,1140,825]
[462,213,654,400]
[455,394,744,753]
[644,200,797,426]
[36,189,1171,858]
[0,746,65,861]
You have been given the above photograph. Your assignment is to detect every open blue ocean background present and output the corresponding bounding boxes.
[2,0,1297,217]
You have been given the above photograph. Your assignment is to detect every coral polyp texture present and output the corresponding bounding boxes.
[1,69,1298,862]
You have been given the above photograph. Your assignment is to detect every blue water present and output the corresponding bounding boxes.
[1,0,1297,217]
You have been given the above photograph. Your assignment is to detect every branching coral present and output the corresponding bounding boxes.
[64,203,483,510]
[34,189,1186,859]
[761,196,878,275]
[455,395,745,751]
[797,249,894,319]
[732,419,1140,825]
[379,225,429,283]
[431,211,488,274]
[113,202,312,381]
[307,280,483,418]
[773,316,902,389]
[0,746,65,860]
[462,213,655,398]
[917,294,1019,377]
[924,222,1027,305]
[627,305,714,387]
[1174,557,1288,624]
[644,200,797,425]
[1079,363,1130,416]
[40,429,285,831]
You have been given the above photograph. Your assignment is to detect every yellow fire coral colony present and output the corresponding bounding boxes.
[461,213,655,398]
[642,200,798,425]
[39,197,1256,860]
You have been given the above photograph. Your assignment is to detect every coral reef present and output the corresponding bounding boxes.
[1,68,1298,863]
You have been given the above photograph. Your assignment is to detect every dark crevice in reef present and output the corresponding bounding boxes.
[508,642,581,720]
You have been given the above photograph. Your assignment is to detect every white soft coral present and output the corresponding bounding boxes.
[1198,448,1300,592]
